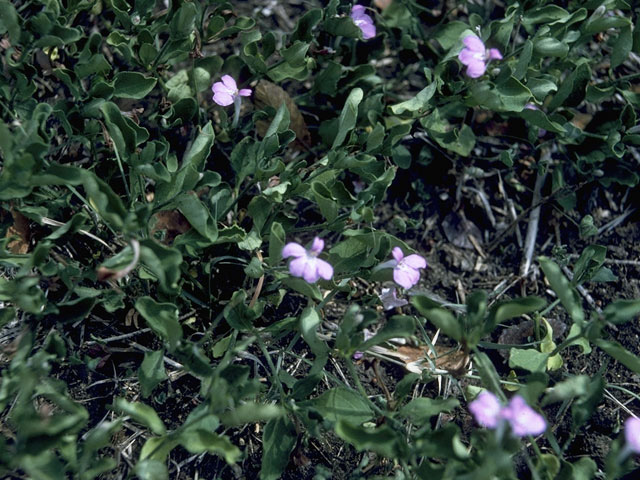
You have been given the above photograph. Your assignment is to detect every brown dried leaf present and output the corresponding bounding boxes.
[5,209,30,254]
[152,210,192,244]
[374,0,392,9]
[254,80,311,147]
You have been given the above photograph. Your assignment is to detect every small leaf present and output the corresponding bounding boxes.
[411,296,462,341]
[595,339,640,374]
[335,421,402,459]
[135,297,183,352]
[332,88,363,149]
[399,397,459,422]
[134,459,169,480]
[138,350,168,398]
[539,257,584,325]
[112,398,166,435]
[603,299,640,325]
[509,348,549,373]
[299,307,327,355]
[113,72,157,99]
[260,416,297,480]
[389,83,436,115]
[312,387,374,424]
[178,430,241,464]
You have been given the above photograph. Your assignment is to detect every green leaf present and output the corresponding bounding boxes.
[548,61,591,110]
[612,26,633,69]
[175,193,218,242]
[539,257,584,325]
[221,403,282,427]
[571,374,604,431]
[267,222,285,266]
[0,0,20,43]
[139,239,182,295]
[178,430,241,464]
[399,397,459,422]
[138,350,168,398]
[603,299,640,325]
[299,307,327,355]
[281,277,322,302]
[323,16,362,38]
[311,182,338,222]
[332,88,363,149]
[335,421,403,459]
[509,348,549,373]
[312,387,374,424]
[540,318,563,371]
[474,352,504,396]
[542,375,590,405]
[358,315,416,351]
[486,296,546,333]
[113,72,157,99]
[595,339,640,374]
[135,297,183,352]
[84,174,128,230]
[411,296,462,341]
[112,398,166,435]
[389,83,436,115]
[533,37,569,57]
[170,2,197,39]
[260,417,298,480]
[182,121,215,172]
[134,459,169,480]
[572,245,606,285]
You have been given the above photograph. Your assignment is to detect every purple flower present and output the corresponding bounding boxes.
[524,103,539,110]
[625,417,640,453]
[211,75,251,107]
[469,392,546,437]
[351,5,376,40]
[500,395,547,437]
[469,390,503,429]
[282,237,334,284]
[387,247,427,289]
[458,35,503,78]
[379,287,408,310]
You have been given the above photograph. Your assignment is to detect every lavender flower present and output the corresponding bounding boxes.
[458,35,502,78]
[381,247,427,289]
[500,395,547,437]
[351,5,376,40]
[469,391,547,437]
[282,237,334,284]
[469,390,503,429]
[211,75,251,106]
[379,287,408,310]
[625,417,640,453]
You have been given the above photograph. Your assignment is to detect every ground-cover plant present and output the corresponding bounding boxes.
[1,0,640,478]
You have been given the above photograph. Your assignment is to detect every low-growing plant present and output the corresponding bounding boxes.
[1,0,640,479]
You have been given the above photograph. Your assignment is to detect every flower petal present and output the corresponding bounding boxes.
[358,21,376,39]
[469,390,502,429]
[393,264,420,289]
[310,237,324,254]
[221,75,237,92]
[465,61,486,78]
[351,5,366,17]
[302,258,321,283]
[315,258,334,281]
[288,256,310,278]
[238,88,252,97]
[462,34,485,52]
[501,396,546,437]
[458,48,483,66]
[212,82,233,95]
[403,254,427,269]
[282,242,306,258]
[391,247,404,263]
[487,48,503,60]
[625,417,640,453]
[213,91,234,106]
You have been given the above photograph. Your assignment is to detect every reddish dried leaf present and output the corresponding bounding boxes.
[254,80,311,148]
[5,209,30,254]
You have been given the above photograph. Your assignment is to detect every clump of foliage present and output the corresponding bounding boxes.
[1,0,640,479]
